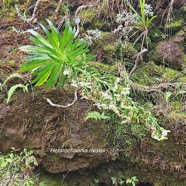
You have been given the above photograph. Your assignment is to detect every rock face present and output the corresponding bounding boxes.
[155,39,185,69]
[154,28,186,70]
[0,88,110,173]
[0,87,186,186]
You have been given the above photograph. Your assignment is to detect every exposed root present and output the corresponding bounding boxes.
[129,48,148,78]
[54,0,64,21]
[74,5,93,40]
[30,0,42,22]
[46,89,78,108]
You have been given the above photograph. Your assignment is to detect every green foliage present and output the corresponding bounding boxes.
[125,0,156,48]
[19,19,93,88]
[1,73,29,104]
[93,178,100,185]
[7,84,29,103]
[61,3,70,15]
[0,149,45,186]
[126,176,139,186]
[86,111,110,121]
[19,20,169,141]
[111,177,117,185]
[2,73,24,87]
[2,0,20,7]
[111,176,125,185]
[165,91,172,103]
[126,0,156,31]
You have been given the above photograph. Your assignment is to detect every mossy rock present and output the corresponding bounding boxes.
[102,41,138,65]
[131,61,184,86]
[154,39,185,70]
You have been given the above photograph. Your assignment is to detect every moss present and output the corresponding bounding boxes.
[88,61,118,75]
[169,101,184,112]
[181,4,186,14]
[177,76,186,83]
[167,111,186,120]
[184,55,186,63]
[7,60,16,67]
[102,41,138,65]
[166,19,184,33]
[163,68,183,82]
[102,42,119,64]
[80,9,96,23]
[131,61,164,86]
[103,43,117,52]
[80,9,110,31]
[149,27,163,43]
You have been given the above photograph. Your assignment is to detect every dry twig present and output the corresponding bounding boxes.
[129,48,148,78]
[74,5,93,39]
[54,0,63,20]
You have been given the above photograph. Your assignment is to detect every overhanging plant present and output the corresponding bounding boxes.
[19,19,93,88]
[19,19,170,141]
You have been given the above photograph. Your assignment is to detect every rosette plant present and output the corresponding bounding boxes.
[19,19,93,88]
[125,0,156,49]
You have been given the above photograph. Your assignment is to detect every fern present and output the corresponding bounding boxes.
[2,73,24,87]
[85,111,110,121]
[7,84,29,103]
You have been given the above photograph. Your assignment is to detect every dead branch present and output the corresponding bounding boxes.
[30,0,42,22]
[129,48,148,78]
[46,89,78,108]
[57,15,68,30]
[54,0,63,20]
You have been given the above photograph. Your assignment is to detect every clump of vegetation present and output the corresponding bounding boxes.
[19,19,170,141]
[0,73,29,103]
[113,0,156,49]
[0,149,46,186]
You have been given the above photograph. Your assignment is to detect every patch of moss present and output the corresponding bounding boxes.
[80,9,110,31]
[166,19,184,33]
[131,61,164,85]
[88,61,118,75]
[177,76,186,83]
[103,43,117,52]
[169,101,184,113]
[149,26,163,43]
[163,68,183,82]
[184,55,186,63]
[102,42,119,64]
[167,111,186,121]
[80,9,97,24]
